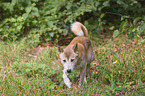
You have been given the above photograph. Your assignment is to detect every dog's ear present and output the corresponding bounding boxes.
[73,43,78,54]
[58,47,63,54]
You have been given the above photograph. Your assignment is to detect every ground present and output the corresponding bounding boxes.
[0,34,145,95]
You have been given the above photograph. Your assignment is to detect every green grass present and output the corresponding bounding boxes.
[0,35,145,95]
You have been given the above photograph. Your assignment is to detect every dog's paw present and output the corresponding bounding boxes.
[67,85,71,88]
[66,82,72,88]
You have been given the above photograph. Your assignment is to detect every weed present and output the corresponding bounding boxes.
[0,35,145,95]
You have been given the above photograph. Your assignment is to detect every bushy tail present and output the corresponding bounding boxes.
[71,22,88,37]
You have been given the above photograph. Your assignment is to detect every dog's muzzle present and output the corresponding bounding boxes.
[67,69,72,73]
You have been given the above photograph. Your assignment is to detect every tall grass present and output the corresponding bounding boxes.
[0,35,145,95]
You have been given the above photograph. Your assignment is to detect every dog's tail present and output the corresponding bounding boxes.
[71,22,88,37]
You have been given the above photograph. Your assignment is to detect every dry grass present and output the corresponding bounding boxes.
[0,35,145,95]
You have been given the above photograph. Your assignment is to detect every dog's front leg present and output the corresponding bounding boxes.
[63,70,72,88]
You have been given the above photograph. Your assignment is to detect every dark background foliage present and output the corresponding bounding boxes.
[0,0,145,46]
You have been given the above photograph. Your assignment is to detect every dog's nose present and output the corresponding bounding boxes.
[67,69,72,73]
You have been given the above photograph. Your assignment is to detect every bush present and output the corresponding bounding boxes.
[113,17,145,39]
[0,0,145,45]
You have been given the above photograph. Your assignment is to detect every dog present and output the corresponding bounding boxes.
[58,22,94,88]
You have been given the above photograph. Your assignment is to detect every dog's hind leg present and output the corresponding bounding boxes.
[63,70,72,88]
[86,45,94,75]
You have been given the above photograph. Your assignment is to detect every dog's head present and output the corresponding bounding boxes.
[58,44,78,74]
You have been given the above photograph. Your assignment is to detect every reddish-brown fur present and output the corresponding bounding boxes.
[58,22,94,88]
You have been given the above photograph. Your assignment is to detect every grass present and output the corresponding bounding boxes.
[0,35,145,95]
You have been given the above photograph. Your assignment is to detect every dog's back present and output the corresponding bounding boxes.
[68,22,94,64]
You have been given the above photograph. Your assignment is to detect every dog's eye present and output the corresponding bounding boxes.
[63,60,66,62]
[71,59,74,62]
